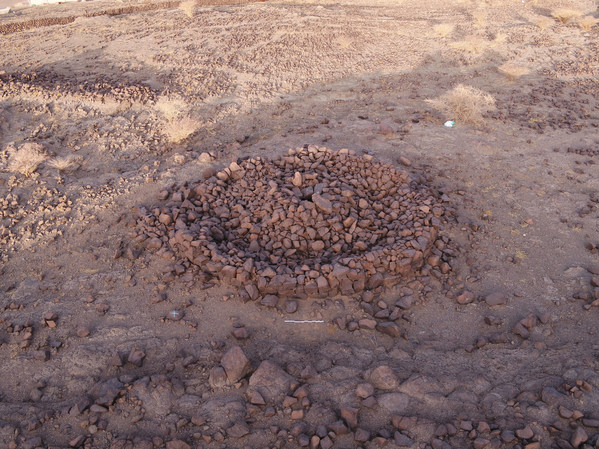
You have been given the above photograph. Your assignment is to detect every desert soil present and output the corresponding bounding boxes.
[1,0,599,448]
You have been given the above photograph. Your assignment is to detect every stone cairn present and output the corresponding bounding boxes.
[135,146,446,299]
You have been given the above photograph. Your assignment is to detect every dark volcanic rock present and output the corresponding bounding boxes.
[485,292,507,306]
[221,345,252,383]
[249,360,297,402]
[369,365,399,390]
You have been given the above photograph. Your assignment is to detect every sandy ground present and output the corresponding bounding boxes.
[1,0,599,448]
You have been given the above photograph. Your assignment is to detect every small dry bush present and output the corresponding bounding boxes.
[155,95,189,121]
[449,37,489,54]
[433,24,454,37]
[498,63,531,81]
[8,142,47,177]
[425,84,496,126]
[551,8,583,23]
[532,17,554,29]
[578,15,598,31]
[47,155,82,173]
[164,116,202,143]
[179,0,195,18]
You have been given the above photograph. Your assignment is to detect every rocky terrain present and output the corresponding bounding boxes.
[1,0,599,448]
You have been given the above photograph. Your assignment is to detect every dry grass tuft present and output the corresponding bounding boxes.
[425,84,496,126]
[449,37,489,54]
[8,142,48,177]
[498,63,531,82]
[578,15,598,31]
[155,95,189,121]
[178,0,196,18]
[532,17,554,29]
[164,116,202,143]
[47,155,82,173]
[551,8,583,23]
[433,24,454,37]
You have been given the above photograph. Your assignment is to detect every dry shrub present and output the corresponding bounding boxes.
[179,0,195,18]
[498,63,531,81]
[472,10,487,28]
[532,17,554,29]
[164,117,202,143]
[433,24,454,37]
[551,8,583,23]
[155,95,189,121]
[449,37,489,54]
[425,84,496,126]
[47,155,82,173]
[8,142,47,177]
[578,15,598,31]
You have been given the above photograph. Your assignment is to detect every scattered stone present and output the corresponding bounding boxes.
[209,366,228,388]
[457,291,475,305]
[369,365,399,390]
[378,393,410,414]
[227,421,250,438]
[232,327,250,339]
[42,311,58,327]
[30,388,43,401]
[396,295,417,309]
[474,437,490,449]
[501,430,516,443]
[362,396,378,408]
[294,433,307,446]
[340,406,359,429]
[484,315,502,326]
[23,437,42,449]
[520,314,537,329]
[109,353,124,367]
[516,425,534,439]
[356,383,375,398]
[69,435,85,448]
[328,421,349,435]
[261,295,279,308]
[354,428,370,442]
[559,406,573,419]
[249,360,297,402]
[248,389,266,405]
[358,318,377,330]
[91,378,123,406]
[285,300,298,313]
[399,156,412,167]
[541,387,568,406]
[76,327,90,338]
[376,322,404,338]
[512,322,530,339]
[221,345,252,383]
[165,439,191,449]
[570,426,587,447]
[582,418,599,428]
[312,193,333,215]
[127,348,146,367]
[485,293,507,306]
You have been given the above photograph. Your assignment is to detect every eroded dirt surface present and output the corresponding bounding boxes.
[1,0,599,448]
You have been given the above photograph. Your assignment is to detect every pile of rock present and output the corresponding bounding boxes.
[0,71,156,105]
[135,146,445,298]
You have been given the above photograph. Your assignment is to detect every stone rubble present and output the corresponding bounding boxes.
[135,146,446,299]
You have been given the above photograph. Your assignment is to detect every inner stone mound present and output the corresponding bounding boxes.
[136,146,446,298]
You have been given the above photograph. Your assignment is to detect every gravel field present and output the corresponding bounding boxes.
[1,0,599,448]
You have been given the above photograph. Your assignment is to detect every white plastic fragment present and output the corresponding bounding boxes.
[444,120,456,128]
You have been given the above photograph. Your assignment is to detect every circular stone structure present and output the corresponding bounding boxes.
[136,146,446,298]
